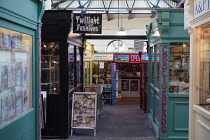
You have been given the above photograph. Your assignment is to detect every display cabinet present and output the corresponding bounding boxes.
[102,84,112,104]
[92,61,112,84]
[169,43,190,94]
[41,43,60,94]
[0,27,32,127]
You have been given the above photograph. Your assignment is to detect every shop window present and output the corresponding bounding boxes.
[0,27,32,126]
[169,42,190,94]
[76,47,81,85]
[68,45,74,89]
[41,43,60,94]
[195,23,210,111]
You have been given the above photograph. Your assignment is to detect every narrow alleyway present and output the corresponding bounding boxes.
[69,104,157,140]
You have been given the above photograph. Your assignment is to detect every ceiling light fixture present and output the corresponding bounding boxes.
[116,0,127,36]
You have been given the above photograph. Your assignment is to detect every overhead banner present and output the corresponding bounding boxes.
[73,13,102,34]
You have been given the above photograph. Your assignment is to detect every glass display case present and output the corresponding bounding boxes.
[169,43,190,94]
[0,27,32,126]
[41,43,60,94]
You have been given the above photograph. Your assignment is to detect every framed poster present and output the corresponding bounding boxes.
[71,92,97,136]
[121,80,129,91]
[130,80,139,91]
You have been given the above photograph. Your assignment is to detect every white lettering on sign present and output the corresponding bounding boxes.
[194,0,210,18]
[74,14,101,33]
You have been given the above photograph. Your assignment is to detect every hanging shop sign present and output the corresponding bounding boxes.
[68,53,74,62]
[92,54,113,61]
[134,41,146,52]
[194,0,210,18]
[73,13,102,34]
[161,46,168,133]
[114,53,130,62]
[130,54,141,63]
[184,3,191,30]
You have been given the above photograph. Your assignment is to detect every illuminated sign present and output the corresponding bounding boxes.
[68,53,74,62]
[114,54,129,62]
[130,54,141,63]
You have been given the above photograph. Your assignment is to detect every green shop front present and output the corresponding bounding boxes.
[0,0,45,140]
[146,9,190,139]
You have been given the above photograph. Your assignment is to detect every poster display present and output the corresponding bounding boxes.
[0,27,32,127]
[8,63,15,87]
[7,92,16,118]
[71,92,97,136]
[130,80,139,91]
[121,80,129,91]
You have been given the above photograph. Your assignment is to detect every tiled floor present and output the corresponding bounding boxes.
[43,104,157,140]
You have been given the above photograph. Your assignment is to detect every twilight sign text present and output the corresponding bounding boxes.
[73,13,102,34]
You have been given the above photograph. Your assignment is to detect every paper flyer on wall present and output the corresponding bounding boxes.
[8,63,16,87]
[15,90,23,115]
[15,62,23,86]
[7,92,16,118]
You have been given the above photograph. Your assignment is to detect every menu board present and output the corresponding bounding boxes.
[130,80,139,91]
[121,80,129,91]
[71,92,97,135]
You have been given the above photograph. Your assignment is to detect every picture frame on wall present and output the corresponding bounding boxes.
[121,80,129,91]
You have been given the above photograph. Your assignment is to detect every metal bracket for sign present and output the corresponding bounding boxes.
[71,92,97,137]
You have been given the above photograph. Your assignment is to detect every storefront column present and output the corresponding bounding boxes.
[74,45,77,87]
[79,47,84,89]
[59,42,69,138]
[158,43,169,139]
[90,61,93,85]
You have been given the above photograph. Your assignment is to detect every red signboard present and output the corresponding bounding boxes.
[129,54,141,63]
